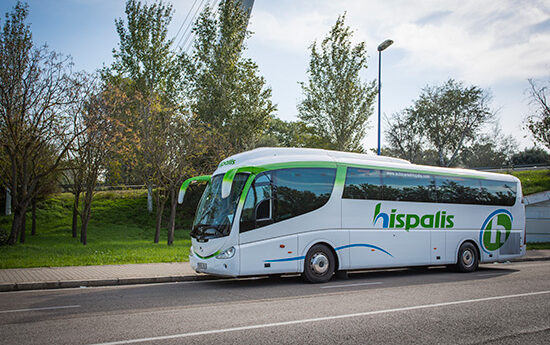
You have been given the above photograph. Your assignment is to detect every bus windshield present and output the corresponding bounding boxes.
[191,173,249,240]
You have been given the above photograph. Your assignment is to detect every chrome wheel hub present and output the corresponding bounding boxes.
[310,253,329,275]
[462,249,474,267]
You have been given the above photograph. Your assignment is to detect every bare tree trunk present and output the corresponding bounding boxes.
[5,188,11,216]
[154,188,167,244]
[80,189,93,246]
[19,207,26,243]
[167,188,177,246]
[31,199,37,236]
[8,207,23,245]
[80,216,88,245]
[71,189,81,238]
[147,183,153,213]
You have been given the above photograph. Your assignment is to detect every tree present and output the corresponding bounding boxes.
[0,2,84,244]
[384,110,425,163]
[298,14,377,152]
[511,147,550,166]
[385,79,494,166]
[66,78,116,245]
[185,0,275,152]
[109,0,184,218]
[109,0,186,241]
[525,78,550,150]
[459,124,517,168]
[256,117,323,148]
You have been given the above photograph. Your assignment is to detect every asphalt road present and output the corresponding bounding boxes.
[1,261,549,345]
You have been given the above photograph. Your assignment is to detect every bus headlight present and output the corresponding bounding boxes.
[216,247,235,259]
[190,246,195,256]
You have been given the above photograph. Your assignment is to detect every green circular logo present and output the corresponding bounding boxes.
[481,211,512,252]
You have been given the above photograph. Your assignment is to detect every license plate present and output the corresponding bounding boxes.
[197,262,207,270]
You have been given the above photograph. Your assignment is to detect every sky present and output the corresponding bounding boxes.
[2,0,549,151]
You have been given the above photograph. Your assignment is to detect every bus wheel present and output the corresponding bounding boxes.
[456,242,478,273]
[302,244,335,283]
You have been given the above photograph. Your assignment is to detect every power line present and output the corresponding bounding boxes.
[183,0,221,54]
[174,0,200,44]
[177,0,208,51]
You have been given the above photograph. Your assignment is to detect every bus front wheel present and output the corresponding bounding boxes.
[302,244,335,283]
[455,242,479,273]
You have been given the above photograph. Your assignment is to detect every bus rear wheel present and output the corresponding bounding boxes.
[455,242,479,273]
[302,244,335,283]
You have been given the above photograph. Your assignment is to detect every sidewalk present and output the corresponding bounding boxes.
[0,262,207,292]
[1,250,549,292]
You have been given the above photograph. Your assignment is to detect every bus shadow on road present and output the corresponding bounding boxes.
[343,265,518,284]
[208,265,519,291]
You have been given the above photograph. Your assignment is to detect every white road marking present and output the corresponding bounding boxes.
[0,305,80,314]
[321,282,383,289]
[87,290,550,345]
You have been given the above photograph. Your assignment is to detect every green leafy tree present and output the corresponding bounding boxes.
[525,78,550,150]
[511,147,550,166]
[459,124,517,168]
[298,14,377,152]
[185,0,276,152]
[385,79,494,166]
[384,110,426,163]
[256,117,322,148]
[108,0,183,214]
[108,0,187,242]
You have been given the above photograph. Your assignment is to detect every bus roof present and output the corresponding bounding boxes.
[212,147,518,183]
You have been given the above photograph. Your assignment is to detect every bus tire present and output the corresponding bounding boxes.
[455,242,478,273]
[302,244,335,283]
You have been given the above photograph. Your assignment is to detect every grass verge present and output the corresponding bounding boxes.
[527,242,550,250]
[511,170,550,195]
[0,190,194,269]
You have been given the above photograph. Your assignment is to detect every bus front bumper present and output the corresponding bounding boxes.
[189,252,239,277]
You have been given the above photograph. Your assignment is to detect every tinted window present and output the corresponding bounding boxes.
[240,168,336,232]
[436,176,483,204]
[343,168,382,199]
[273,168,336,222]
[343,167,516,206]
[480,179,516,206]
[380,170,436,202]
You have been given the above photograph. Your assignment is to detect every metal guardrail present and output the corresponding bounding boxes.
[473,165,550,172]
[60,184,147,193]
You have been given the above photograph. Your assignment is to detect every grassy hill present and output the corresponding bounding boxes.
[510,170,550,195]
[0,189,202,269]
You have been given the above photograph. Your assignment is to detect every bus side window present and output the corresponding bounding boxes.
[239,168,336,232]
[481,180,516,206]
[240,172,273,233]
[343,168,382,199]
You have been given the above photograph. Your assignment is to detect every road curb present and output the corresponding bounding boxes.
[510,256,550,263]
[0,273,223,292]
[1,256,549,292]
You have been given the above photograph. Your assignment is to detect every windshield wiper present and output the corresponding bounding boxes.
[191,223,227,239]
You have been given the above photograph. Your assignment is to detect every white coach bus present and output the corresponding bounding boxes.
[179,148,525,283]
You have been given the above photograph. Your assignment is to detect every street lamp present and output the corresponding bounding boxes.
[377,39,393,156]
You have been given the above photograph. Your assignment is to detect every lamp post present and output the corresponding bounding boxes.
[377,39,393,155]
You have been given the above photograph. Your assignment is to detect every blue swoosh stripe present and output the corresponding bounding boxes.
[335,244,393,257]
[264,256,305,263]
[264,243,393,263]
